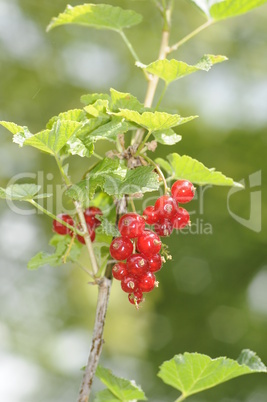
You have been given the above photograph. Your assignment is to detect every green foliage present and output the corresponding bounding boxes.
[138,55,227,85]
[0,184,51,201]
[156,153,242,187]
[115,110,197,132]
[158,350,267,400]
[189,0,267,20]
[153,128,182,145]
[27,234,83,270]
[24,120,83,155]
[47,4,142,32]
[95,365,147,401]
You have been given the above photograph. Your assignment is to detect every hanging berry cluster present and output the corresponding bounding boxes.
[52,207,103,244]
[110,180,195,308]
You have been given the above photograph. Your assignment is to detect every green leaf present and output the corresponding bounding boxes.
[104,166,159,196]
[138,55,227,85]
[47,4,143,32]
[0,184,51,201]
[46,109,86,129]
[96,365,147,401]
[158,350,267,400]
[28,234,82,270]
[79,117,132,148]
[156,153,242,187]
[0,121,33,146]
[115,110,197,132]
[94,389,121,402]
[110,88,145,112]
[210,0,267,20]
[153,128,182,145]
[84,99,109,118]
[81,93,111,106]
[64,136,94,158]
[99,217,120,238]
[188,0,267,20]
[24,120,83,155]
[65,158,124,202]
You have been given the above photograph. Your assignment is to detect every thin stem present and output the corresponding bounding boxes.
[55,156,99,277]
[135,130,152,157]
[77,199,127,402]
[74,200,99,277]
[142,154,169,194]
[77,276,112,402]
[55,155,72,187]
[62,234,75,264]
[29,200,81,234]
[175,394,187,402]
[129,198,136,213]
[75,261,95,278]
[168,19,213,53]
[92,153,103,160]
[134,26,171,145]
[155,83,168,110]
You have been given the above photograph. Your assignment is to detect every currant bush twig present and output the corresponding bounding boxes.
[134,3,172,145]
[29,200,81,234]
[135,130,152,156]
[74,200,99,277]
[155,82,168,110]
[62,234,76,264]
[75,261,96,278]
[119,31,149,81]
[167,19,214,54]
[77,276,112,402]
[55,156,99,277]
[78,198,127,401]
[141,154,169,194]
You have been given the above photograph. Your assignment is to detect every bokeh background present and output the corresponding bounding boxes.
[0,0,266,401]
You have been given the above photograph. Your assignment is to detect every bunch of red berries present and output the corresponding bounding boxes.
[110,180,195,307]
[52,207,102,244]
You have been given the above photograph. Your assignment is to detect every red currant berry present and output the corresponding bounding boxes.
[118,213,145,238]
[127,254,149,276]
[154,195,177,219]
[53,214,74,235]
[84,207,102,228]
[110,236,133,261]
[171,180,195,204]
[154,218,173,237]
[76,224,96,244]
[137,230,161,256]
[128,289,143,306]
[112,262,127,280]
[138,272,156,293]
[144,253,162,272]
[171,207,190,229]
[143,206,159,225]
[121,275,139,293]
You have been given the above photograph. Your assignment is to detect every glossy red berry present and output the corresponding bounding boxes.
[112,262,127,280]
[154,218,173,237]
[143,206,159,225]
[144,253,163,273]
[137,230,161,257]
[118,213,145,238]
[110,236,133,261]
[76,224,96,244]
[171,180,195,204]
[53,214,74,235]
[128,289,143,306]
[172,207,190,229]
[127,254,149,276]
[154,195,177,219]
[84,206,102,228]
[138,272,156,293]
[121,275,139,293]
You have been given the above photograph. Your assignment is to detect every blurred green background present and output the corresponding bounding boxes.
[0,0,266,401]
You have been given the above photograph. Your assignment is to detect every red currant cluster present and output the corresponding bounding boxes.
[52,207,102,244]
[110,180,195,307]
